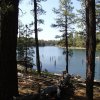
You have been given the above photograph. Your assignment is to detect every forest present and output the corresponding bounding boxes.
[0,0,100,100]
[17,31,100,49]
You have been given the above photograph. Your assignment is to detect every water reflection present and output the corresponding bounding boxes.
[54,60,56,67]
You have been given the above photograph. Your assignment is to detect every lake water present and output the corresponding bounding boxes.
[33,46,100,81]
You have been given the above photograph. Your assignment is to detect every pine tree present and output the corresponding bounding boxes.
[52,0,75,73]
[31,0,46,75]
[17,23,34,73]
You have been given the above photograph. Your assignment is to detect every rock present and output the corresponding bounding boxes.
[18,72,23,77]
[41,86,57,95]
[54,73,62,76]
[77,78,85,83]
[17,64,25,71]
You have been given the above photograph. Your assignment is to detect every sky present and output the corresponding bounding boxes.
[19,0,80,40]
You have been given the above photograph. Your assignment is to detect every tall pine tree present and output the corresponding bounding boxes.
[52,0,75,73]
[32,0,46,75]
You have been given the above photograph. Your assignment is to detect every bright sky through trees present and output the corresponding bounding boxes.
[19,0,80,40]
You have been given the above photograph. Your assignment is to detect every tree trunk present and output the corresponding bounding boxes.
[85,0,89,93]
[34,0,41,75]
[0,0,19,99]
[86,0,96,100]
[65,15,68,73]
[0,7,1,59]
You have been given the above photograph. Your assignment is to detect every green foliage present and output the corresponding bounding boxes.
[68,33,74,47]
[52,0,75,72]
[96,0,100,31]
[17,24,34,69]
[56,33,74,47]
[52,0,75,32]
[76,0,85,31]
[52,0,75,53]
[17,37,57,47]
[77,0,100,32]
[74,32,85,47]
[57,31,100,50]
[57,31,86,48]
[96,32,100,50]
[96,44,100,50]
[57,39,66,47]
[30,0,47,31]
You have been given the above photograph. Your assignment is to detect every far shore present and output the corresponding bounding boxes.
[56,45,86,49]
[56,45,100,51]
[69,46,86,49]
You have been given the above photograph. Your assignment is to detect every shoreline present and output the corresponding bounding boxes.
[69,46,86,49]
[56,45,86,49]
[56,45,100,51]
[18,64,100,82]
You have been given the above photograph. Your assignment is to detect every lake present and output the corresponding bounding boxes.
[33,46,100,81]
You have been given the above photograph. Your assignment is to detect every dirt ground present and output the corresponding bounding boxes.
[18,73,100,100]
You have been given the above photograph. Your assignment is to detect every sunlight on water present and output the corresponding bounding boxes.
[33,46,100,80]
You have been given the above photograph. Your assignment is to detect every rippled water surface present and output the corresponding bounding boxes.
[33,46,100,80]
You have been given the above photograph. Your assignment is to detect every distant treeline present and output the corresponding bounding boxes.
[17,37,58,47]
[57,32,100,50]
[17,31,100,50]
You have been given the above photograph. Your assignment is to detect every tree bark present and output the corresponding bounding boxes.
[0,0,19,99]
[65,15,68,73]
[34,0,41,75]
[86,0,96,100]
